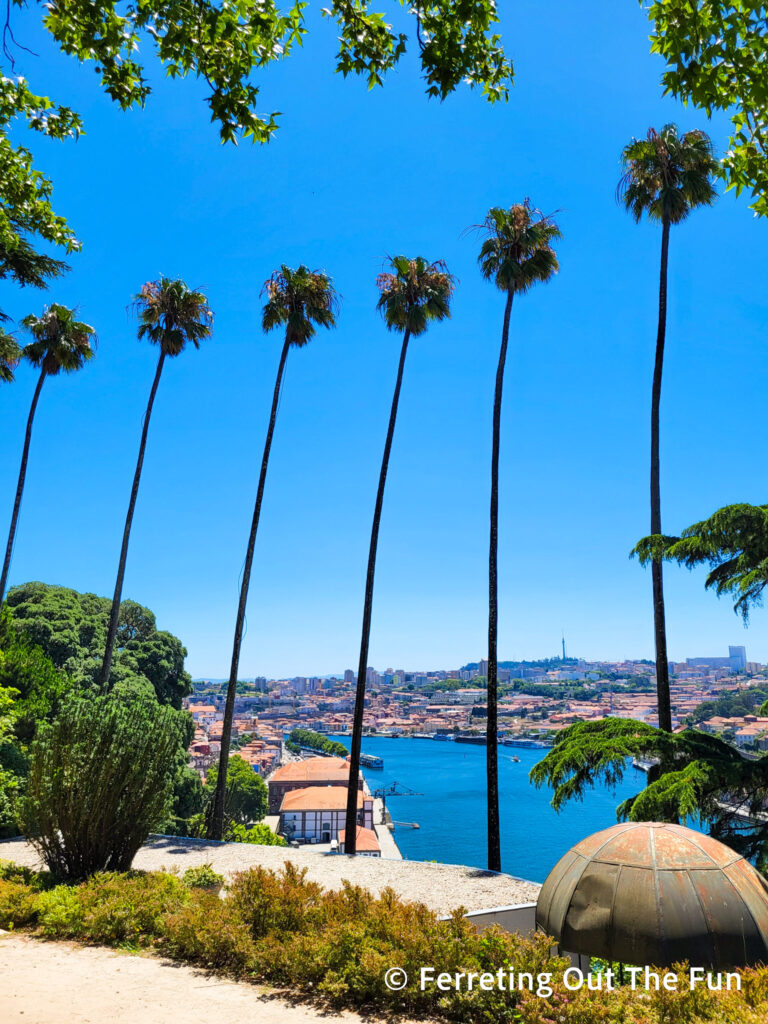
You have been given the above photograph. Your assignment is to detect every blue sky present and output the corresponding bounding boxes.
[1,3,766,677]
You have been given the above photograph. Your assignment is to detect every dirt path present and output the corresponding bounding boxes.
[0,933,380,1024]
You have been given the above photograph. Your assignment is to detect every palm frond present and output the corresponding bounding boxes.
[617,124,717,225]
[133,277,213,356]
[0,330,22,383]
[376,256,455,336]
[476,200,560,295]
[20,305,96,376]
[261,265,339,346]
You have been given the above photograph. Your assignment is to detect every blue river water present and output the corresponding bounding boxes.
[334,736,647,883]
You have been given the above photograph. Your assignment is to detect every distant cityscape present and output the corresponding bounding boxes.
[185,643,768,781]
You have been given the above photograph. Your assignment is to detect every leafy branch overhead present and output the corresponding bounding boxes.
[633,503,768,622]
[645,1,768,216]
[530,718,768,865]
[42,0,514,144]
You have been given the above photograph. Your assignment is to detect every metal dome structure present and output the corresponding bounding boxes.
[536,822,768,969]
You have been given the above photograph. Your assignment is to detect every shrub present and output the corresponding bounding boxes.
[22,693,185,880]
[225,822,287,846]
[182,863,224,890]
[37,871,189,945]
[7,861,768,1023]
[0,878,39,928]
[162,893,255,971]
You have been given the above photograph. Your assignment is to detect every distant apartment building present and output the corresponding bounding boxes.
[686,646,748,674]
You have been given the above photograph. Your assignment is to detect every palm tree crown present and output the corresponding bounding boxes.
[0,332,21,383]
[134,277,213,355]
[618,124,717,225]
[478,201,561,294]
[20,304,96,374]
[262,265,338,345]
[376,256,455,335]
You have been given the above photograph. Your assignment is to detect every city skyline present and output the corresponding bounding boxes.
[191,643,754,683]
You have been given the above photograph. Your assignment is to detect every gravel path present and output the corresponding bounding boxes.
[0,836,540,914]
[0,934,398,1024]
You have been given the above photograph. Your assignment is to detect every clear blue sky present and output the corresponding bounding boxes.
[1,4,766,677]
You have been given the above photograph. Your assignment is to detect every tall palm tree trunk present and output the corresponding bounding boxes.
[99,351,166,690]
[487,289,513,873]
[0,368,46,607]
[651,219,672,733]
[208,338,291,841]
[345,329,411,855]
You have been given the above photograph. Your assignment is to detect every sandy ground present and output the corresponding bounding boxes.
[0,836,540,913]
[0,933,389,1024]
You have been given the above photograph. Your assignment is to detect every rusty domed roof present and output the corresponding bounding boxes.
[536,822,768,968]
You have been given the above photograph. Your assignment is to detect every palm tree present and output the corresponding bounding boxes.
[344,256,454,854]
[0,331,21,384]
[207,265,338,841]
[478,202,560,872]
[0,304,95,606]
[99,278,213,689]
[618,125,717,733]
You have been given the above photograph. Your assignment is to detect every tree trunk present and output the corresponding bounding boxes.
[0,368,46,607]
[345,329,411,855]
[208,337,291,841]
[487,288,513,874]
[99,351,166,690]
[651,219,672,733]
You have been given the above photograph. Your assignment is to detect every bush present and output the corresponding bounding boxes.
[0,878,39,928]
[37,871,189,945]
[225,822,286,846]
[22,693,185,880]
[163,893,255,971]
[182,863,224,890]
[5,860,768,1023]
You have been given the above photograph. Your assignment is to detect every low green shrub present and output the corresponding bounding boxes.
[3,859,768,1023]
[181,863,224,890]
[37,871,189,946]
[0,878,40,928]
[162,893,255,971]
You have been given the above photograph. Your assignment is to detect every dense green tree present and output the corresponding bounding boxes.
[0,607,71,742]
[530,717,768,868]
[644,1,768,216]
[344,257,454,854]
[209,265,338,841]
[0,679,20,836]
[636,503,768,624]
[206,755,268,826]
[477,202,560,873]
[23,692,185,879]
[288,727,348,758]
[100,279,213,690]
[618,125,717,734]
[0,306,95,607]
[5,583,192,708]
